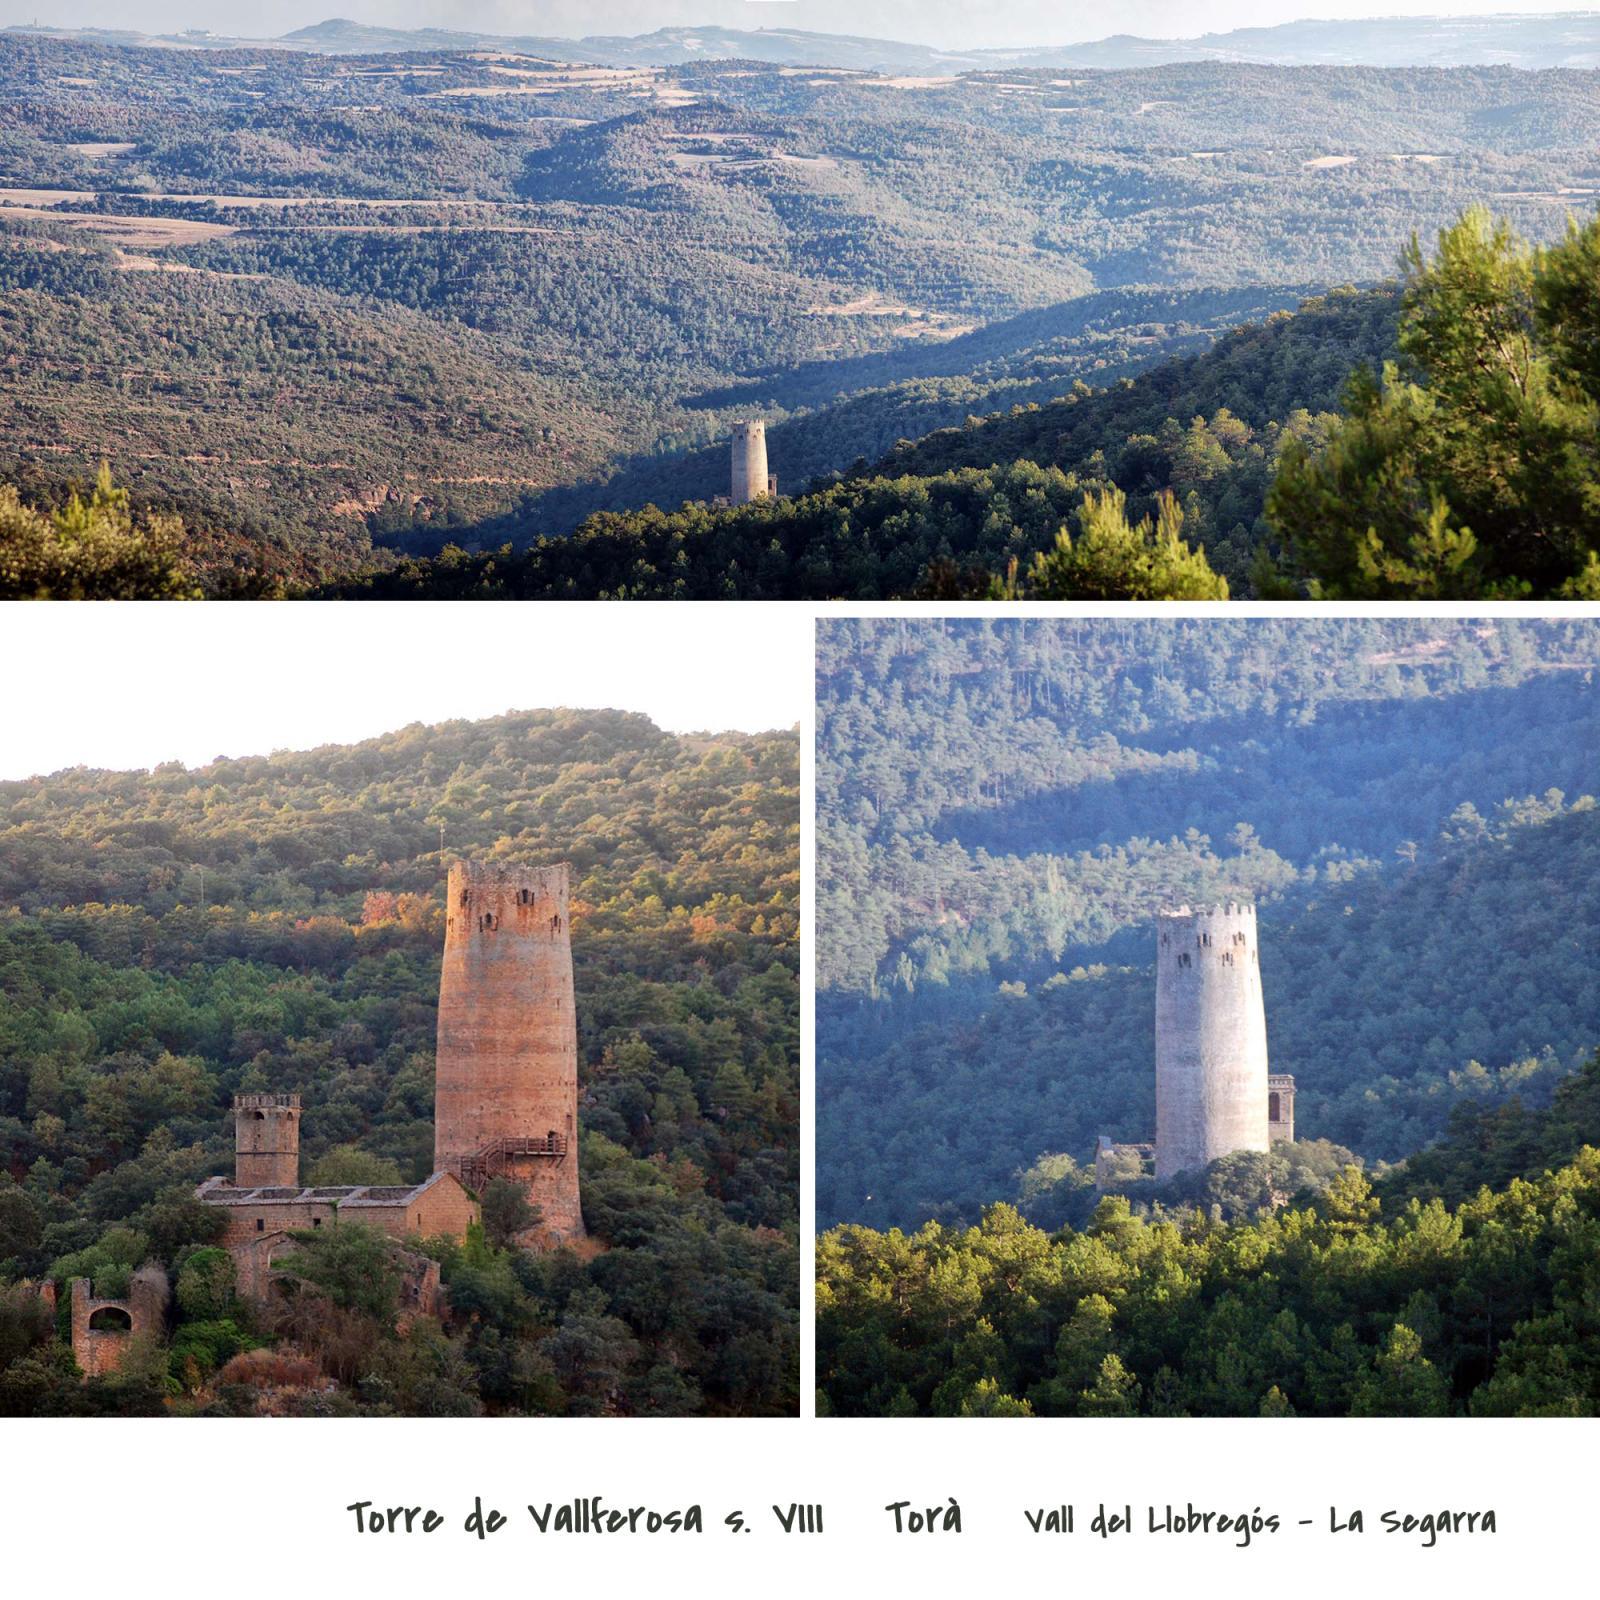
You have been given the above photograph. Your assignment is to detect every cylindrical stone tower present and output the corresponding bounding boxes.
[1154,903,1269,1180]
[730,420,769,506]
[234,1092,301,1189]
[434,861,583,1242]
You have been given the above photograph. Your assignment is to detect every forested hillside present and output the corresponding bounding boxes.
[321,288,1393,597]
[817,1052,1600,1416]
[0,220,613,583]
[5,30,1600,590]
[815,618,1600,1231]
[321,206,1600,601]
[467,283,1314,548]
[0,709,800,1415]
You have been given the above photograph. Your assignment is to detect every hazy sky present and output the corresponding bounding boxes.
[0,605,805,779]
[15,2,1600,50]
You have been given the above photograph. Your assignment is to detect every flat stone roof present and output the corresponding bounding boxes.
[196,1170,458,1208]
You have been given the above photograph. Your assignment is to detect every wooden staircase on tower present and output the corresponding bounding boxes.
[455,1134,568,1194]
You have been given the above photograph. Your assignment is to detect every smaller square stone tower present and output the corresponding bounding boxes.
[234,1092,301,1189]
[1268,1074,1296,1143]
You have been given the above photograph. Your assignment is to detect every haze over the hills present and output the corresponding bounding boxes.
[8,8,1600,597]
[15,3,1600,57]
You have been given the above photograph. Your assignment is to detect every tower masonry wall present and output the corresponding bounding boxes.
[730,421,770,507]
[1155,903,1271,1180]
[434,861,584,1242]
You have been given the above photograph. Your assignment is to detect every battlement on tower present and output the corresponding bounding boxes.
[451,861,568,892]
[1158,902,1256,926]
[1158,903,1259,971]
[447,861,569,938]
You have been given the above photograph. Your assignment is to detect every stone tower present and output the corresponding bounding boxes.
[730,420,775,506]
[1154,903,1270,1180]
[234,1092,301,1189]
[433,861,584,1242]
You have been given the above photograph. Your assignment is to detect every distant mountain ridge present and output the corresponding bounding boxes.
[9,13,1600,71]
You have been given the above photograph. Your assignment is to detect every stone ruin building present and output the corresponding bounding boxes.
[61,859,585,1379]
[68,1267,168,1380]
[1096,903,1296,1188]
[197,857,585,1268]
[194,1092,475,1305]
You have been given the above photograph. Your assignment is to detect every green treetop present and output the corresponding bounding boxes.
[1269,207,1600,599]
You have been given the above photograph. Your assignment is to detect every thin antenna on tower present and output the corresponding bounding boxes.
[439,821,446,856]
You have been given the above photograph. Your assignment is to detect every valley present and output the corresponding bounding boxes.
[5,27,1600,593]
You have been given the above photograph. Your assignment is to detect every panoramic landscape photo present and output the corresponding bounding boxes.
[5,4,1600,597]
[0,675,801,1416]
[815,615,1600,1416]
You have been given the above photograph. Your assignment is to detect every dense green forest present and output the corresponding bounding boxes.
[816,617,1600,1231]
[0,709,800,1415]
[816,618,1600,1415]
[5,30,1600,592]
[817,1051,1600,1416]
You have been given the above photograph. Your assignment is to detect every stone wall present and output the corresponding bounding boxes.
[210,1194,342,1247]
[230,1231,299,1302]
[232,1230,444,1320]
[401,1173,479,1240]
[1094,1136,1155,1189]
